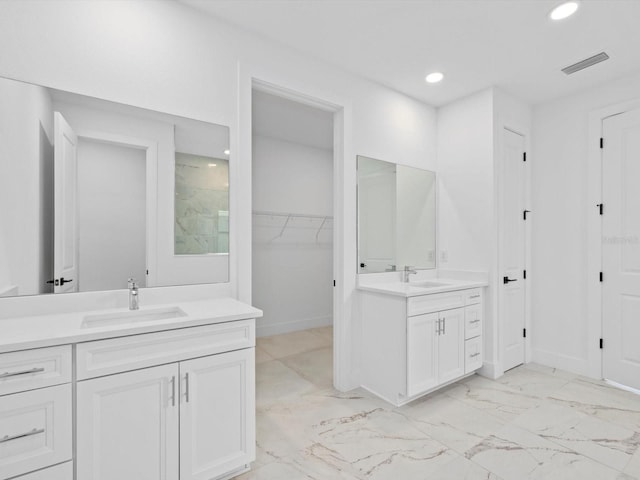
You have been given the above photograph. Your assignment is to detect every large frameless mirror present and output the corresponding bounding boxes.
[357,155,436,273]
[0,76,230,297]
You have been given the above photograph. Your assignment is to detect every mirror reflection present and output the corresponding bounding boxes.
[357,156,436,273]
[0,76,230,297]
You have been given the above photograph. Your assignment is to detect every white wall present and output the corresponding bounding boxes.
[252,135,333,336]
[0,0,437,389]
[531,72,640,376]
[437,87,531,378]
[77,140,147,292]
[0,78,53,295]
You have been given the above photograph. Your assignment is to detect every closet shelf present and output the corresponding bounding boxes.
[252,210,333,243]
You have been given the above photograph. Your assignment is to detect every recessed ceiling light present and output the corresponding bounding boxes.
[223,149,230,155]
[550,1,579,20]
[425,72,444,84]
[208,163,217,167]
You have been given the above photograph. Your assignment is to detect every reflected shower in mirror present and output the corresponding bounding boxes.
[0,76,230,298]
[357,156,436,273]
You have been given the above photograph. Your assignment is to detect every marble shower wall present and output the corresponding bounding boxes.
[174,153,229,255]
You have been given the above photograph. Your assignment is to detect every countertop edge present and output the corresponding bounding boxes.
[357,281,488,297]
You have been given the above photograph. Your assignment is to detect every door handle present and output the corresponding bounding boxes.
[503,276,518,284]
[169,376,176,407]
[60,277,73,285]
[184,373,190,403]
[442,318,446,335]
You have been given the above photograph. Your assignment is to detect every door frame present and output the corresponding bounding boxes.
[72,128,159,287]
[237,63,356,391]
[586,98,640,380]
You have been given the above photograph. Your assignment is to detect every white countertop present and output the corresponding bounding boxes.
[357,278,488,297]
[0,297,263,354]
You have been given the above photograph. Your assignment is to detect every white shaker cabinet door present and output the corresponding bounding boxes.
[76,364,179,480]
[437,307,466,384]
[406,312,439,397]
[179,348,255,480]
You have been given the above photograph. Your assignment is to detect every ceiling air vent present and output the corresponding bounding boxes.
[562,52,610,75]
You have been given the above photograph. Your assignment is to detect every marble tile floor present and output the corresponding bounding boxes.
[236,327,640,480]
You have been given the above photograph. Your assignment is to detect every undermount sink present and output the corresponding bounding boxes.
[407,280,450,288]
[82,306,187,328]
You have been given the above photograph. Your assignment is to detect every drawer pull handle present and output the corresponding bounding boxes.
[470,319,481,324]
[469,294,480,299]
[184,372,190,403]
[0,428,45,444]
[0,367,45,379]
[470,353,481,358]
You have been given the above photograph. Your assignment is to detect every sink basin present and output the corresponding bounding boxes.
[82,306,187,328]
[407,281,449,288]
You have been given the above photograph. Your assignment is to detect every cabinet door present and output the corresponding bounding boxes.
[76,364,179,480]
[406,313,439,397]
[180,348,255,480]
[438,307,465,384]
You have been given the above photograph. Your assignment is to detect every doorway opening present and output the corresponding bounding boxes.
[251,88,335,386]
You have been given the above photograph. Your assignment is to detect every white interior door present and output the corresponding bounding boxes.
[602,108,640,390]
[500,129,527,371]
[53,112,79,293]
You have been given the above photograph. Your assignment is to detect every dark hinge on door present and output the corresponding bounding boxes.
[523,270,527,279]
[523,152,527,162]
[599,338,604,349]
[600,137,604,149]
[523,210,531,221]
[597,204,603,215]
[523,328,527,338]
[599,272,603,282]
[333,280,336,287]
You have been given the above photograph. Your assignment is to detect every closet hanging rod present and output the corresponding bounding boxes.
[252,210,333,220]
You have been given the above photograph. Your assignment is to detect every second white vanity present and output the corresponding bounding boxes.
[359,278,486,406]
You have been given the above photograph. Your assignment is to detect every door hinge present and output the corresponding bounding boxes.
[599,338,603,349]
[333,280,336,287]
[599,271,603,282]
[523,152,527,162]
[146,269,149,275]
[523,210,531,221]
[600,137,604,149]
[597,203,603,215]
[523,328,527,338]
[523,269,527,279]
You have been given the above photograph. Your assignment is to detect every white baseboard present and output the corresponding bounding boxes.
[257,315,332,338]
[531,348,592,378]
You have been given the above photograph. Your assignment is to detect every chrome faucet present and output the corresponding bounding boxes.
[402,265,417,283]
[127,278,139,310]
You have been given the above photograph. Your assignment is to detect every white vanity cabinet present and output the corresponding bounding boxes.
[0,299,260,480]
[361,287,483,406]
[0,347,73,480]
[76,320,255,480]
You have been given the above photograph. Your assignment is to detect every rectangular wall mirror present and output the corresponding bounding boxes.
[0,76,230,297]
[357,155,436,273]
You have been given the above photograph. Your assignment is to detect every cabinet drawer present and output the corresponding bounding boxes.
[464,289,482,306]
[76,319,255,380]
[407,291,466,317]
[15,461,72,480]
[0,346,72,396]
[464,337,483,373]
[0,384,72,480]
[464,304,483,340]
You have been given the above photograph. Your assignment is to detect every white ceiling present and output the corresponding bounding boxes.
[181,0,640,107]
[252,89,334,149]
